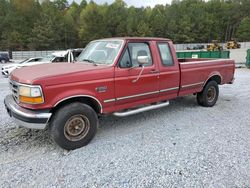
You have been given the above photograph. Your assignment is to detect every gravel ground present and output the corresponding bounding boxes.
[0,66,249,188]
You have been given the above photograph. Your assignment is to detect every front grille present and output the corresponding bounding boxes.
[9,80,19,103]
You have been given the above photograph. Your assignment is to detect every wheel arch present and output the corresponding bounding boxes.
[52,95,102,114]
[204,73,222,86]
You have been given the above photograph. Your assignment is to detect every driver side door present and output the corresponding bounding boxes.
[114,42,159,111]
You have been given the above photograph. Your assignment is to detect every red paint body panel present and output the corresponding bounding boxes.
[10,37,235,114]
[179,59,235,96]
[114,41,159,111]
[157,40,180,100]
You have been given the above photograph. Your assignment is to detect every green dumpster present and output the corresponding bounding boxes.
[220,51,230,58]
[246,49,250,69]
[176,51,230,59]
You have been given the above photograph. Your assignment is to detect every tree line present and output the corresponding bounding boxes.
[0,0,250,51]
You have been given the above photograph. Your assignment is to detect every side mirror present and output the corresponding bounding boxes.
[137,56,149,66]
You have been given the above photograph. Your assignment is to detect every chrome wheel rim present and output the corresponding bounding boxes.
[64,115,90,141]
[207,86,216,103]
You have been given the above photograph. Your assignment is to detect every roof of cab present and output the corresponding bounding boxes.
[97,37,171,41]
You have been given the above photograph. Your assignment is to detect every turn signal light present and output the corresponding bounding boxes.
[19,96,44,104]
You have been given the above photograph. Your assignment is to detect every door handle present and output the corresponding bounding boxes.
[150,69,159,74]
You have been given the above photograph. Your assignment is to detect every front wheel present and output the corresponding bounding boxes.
[197,81,219,107]
[50,102,98,150]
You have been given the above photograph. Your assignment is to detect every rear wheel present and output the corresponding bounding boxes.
[50,102,98,150]
[197,81,219,107]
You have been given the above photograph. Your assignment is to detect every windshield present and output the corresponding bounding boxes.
[77,40,123,65]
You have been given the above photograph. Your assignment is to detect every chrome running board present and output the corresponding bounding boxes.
[113,101,169,117]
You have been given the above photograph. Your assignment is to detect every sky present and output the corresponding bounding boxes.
[68,0,172,7]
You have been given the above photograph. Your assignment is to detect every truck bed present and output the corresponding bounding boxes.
[178,58,227,63]
[178,58,235,96]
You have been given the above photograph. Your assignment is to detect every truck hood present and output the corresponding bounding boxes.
[10,62,110,84]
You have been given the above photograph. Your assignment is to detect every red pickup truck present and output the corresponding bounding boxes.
[4,37,235,150]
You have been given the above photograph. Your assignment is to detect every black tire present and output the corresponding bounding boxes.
[197,80,219,107]
[50,102,98,150]
[1,60,6,64]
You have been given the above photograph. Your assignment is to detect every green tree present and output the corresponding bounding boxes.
[236,17,250,41]
[0,0,41,49]
[54,0,69,10]
[29,18,56,50]
[149,5,167,37]
[79,2,109,45]
[1,0,250,51]
[64,8,79,48]
[79,0,87,9]
[136,21,152,37]
[28,1,64,49]
[127,7,151,37]
[104,0,128,36]
[1,31,23,50]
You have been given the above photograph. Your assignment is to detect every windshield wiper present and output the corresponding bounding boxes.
[82,59,98,66]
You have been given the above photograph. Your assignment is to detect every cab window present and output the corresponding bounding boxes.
[157,43,174,66]
[119,48,131,68]
[119,42,152,68]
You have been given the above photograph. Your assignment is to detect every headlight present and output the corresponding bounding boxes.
[19,86,42,97]
[19,85,44,104]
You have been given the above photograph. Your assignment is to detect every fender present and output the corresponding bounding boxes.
[204,71,223,86]
[51,89,103,113]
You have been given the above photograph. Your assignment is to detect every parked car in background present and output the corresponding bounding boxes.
[2,57,45,77]
[50,50,73,63]
[50,49,83,63]
[187,45,205,50]
[70,48,84,60]
[0,52,10,63]
[1,50,78,77]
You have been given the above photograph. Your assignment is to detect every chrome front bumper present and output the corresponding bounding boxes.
[4,94,52,129]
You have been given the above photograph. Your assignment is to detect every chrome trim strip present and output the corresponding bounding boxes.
[54,95,103,113]
[116,91,159,101]
[104,99,116,103]
[204,74,223,85]
[160,87,179,93]
[181,82,204,88]
[104,87,180,103]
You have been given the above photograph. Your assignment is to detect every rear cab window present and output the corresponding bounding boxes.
[157,43,174,66]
